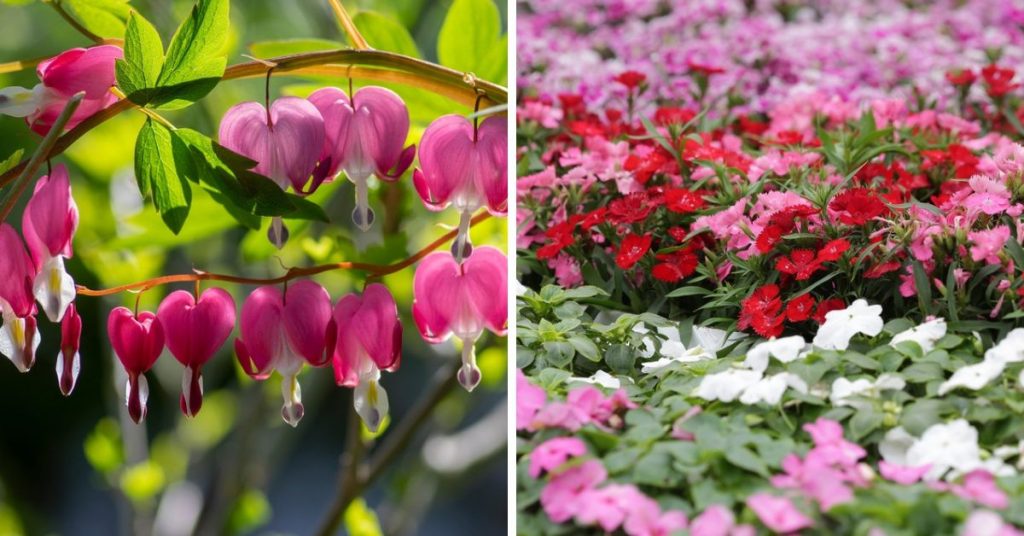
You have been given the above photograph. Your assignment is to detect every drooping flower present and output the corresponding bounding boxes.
[310,86,415,232]
[0,45,123,135]
[157,288,237,417]
[22,164,78,322]
[107,307,165,424]
[218,97,326,248]
[0,224,40,373]
[412,247,507,391]
[57,303,82,396]
[413,114,507,259]
[234,281,334,426]
[331,283,401,432]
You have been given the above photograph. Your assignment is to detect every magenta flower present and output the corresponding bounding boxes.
[331,283,402,432]
[878,460,930,485]
[309,86,415,231]
[412,246,507,391]
[57,303,82,396]
[622,495,689,536]
[22,164,79,322]
[746,493,813,533]
[953,470,1010,509]
[0,224,40,373]
[157,288,237,417]
[234,281,333,426]
[540,459,608,523]
[529,437,587,478]
[574,484,641,533]
[107,307,165,424]
[413,114,507,260]
[516,368,547,430]
[218,97,326,248]
[0,46,122,135]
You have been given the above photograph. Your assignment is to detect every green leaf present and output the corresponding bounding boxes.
[63,0,131,38]
[151,0,229,109]
[605,343,635,373]
[135,119,191,233]
[476,34,508,85]
[567,336,600,362]
[725,444,770,477]
[249,38,344,58]
[848,408,884,440]
[0,149,24,175]
[116,10,164,104]
[437,0,502,76]
[353,11,420,58]
[666,286,711,298]
[343,498,383,536]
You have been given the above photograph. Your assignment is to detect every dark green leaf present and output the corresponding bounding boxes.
[135,119,191,233]
[116,10,164,104]
[724,444,770,477]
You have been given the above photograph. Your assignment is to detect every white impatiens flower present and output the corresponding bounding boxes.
[890,317,947,354]
[743,335,807,373]
[829,374,906,410]
[938,358,1005,395]
[567,370,623,390]
[691,325,743,353]
[812,299,884,350]
[693,369,762,402]
[905,419,983,480]
[738,373,808,405]
[635,323,713,373]
[986,328,1024,364]
[879,426,916,465]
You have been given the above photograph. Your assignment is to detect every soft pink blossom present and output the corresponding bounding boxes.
[746,493,814,533]
[529,437,587,478]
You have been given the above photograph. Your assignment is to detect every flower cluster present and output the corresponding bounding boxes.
[0,42,509,431]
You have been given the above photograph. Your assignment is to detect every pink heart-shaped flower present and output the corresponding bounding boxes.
[332,283,402,387]
[31,45,123,135]
[218,97,325,193]
[413,114,507,215]
[107,307,165,423]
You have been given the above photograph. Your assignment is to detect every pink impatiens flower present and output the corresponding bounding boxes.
[218,97,326,248]
[529,437,587,478]
[0,45,123,135]
[157,288,237,417]
[0,224,40,373]
[234,281,334,426]
[22,164,79,323]
[517,369,546,430]
[878,461,931,485]
[413,114,507,260]
[540,459,608,523]
[331,283,402,432]
[309,86,415,231]
[746,493,814,533]
[953,470,1010,509]
[968,226,1010,265]
[691,505,756,536]
[108,307,165,424]
[412,246,507,391]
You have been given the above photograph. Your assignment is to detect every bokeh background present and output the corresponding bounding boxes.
[0,0,508,534]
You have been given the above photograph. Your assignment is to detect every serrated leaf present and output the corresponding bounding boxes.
[135,119,191,233]
[353,11,420,58]
[249,38,344,58]
[116,10,164,104]
[437,0,501,76]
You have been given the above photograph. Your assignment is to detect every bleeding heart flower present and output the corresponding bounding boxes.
[157,288,236,417]
[108,307,165,424]
[309,86,415,232]
[234,280,333,426]
[0,224,40,373]
[0,46,123,135]
[413,114,507,260]
[57,303,82,396]
[22,164,79,322]
[332,283,402,432]
[412,246,507,392]
[218,97,326,249]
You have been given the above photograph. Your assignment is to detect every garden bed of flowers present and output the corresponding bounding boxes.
[516,0,1024,534]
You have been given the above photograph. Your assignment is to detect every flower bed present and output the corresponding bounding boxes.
[516,1,1024,534]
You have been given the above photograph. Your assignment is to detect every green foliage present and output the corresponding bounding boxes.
[437,0,506,84]
[62,0,131,38]
[83,418,125,476]
[249,38,344,58]
[135,118,192,233]
[115,0,228,109]
[0,149,24,175]
[354,10,420,58]
[227,489,272,535]
[344,498,384,536]
[120,460,166,504]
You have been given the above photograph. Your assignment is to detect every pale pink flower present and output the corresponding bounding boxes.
[969,226,1010,265]
[516,369,547,431]
[529,437,587,478]
[540,459,607,523]
[747,493,814,533]
[953,470,1010,510]
[878,461,931,485]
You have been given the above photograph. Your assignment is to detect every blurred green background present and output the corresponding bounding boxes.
[0,0,508,534]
